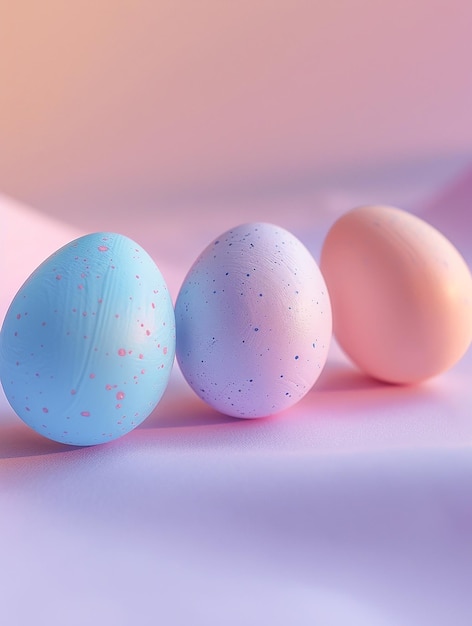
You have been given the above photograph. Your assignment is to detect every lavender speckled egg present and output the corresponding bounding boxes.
[175,222,332,418]
[0,232,175,445]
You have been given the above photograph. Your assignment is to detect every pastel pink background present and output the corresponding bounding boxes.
[1,0,472,218]
[1,3,472,625]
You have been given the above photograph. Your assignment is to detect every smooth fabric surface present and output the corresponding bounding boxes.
[1,161,472,625]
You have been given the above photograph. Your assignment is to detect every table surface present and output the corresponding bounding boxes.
[1,159,472,626]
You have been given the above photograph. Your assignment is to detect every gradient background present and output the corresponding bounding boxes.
[1,3,472,625]
[2,0,472,221]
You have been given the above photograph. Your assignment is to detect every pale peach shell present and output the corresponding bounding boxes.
[320,205,472,384]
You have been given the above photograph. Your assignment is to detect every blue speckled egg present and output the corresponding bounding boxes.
[175,222,332,418]
[0,232,175,445]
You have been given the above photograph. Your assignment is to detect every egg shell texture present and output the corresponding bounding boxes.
[175,222,332,418]
[0,232,175,445]
[320,205,472,383]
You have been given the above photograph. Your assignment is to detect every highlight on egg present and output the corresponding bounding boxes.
[175,222,332,418]
[0,232,175,445]
[320,205,472,384]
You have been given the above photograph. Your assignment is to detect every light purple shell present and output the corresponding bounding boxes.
[0,232,175,445]
[175,222,332,417]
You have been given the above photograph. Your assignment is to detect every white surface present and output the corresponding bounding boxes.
[1,161,472,625]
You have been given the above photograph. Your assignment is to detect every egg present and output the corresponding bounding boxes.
[320,205,472,384]
[0,232,175,445]
[175,222,332,418]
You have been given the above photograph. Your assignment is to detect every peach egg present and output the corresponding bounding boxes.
[320,205,472,384]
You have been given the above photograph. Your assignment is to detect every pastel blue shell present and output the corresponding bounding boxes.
[0,232,175,445]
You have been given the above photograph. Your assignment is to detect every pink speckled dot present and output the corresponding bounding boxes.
[16,314,21,320]
[56,274,62,280]
[139,353,144,360]
[71,389,76,395]
[105,384,113,391]
[42,407,49,413]
[163,346,168,355]
[141,369,145,375]
[116,404,121,409]
[81,411,90,417]
[116,391,125,400]
[151,302,156,309]
[118,348,126,356]
[78,284,84,290]
[98,245,109,252]
[146,330,151,336]
[89,373,95,379]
